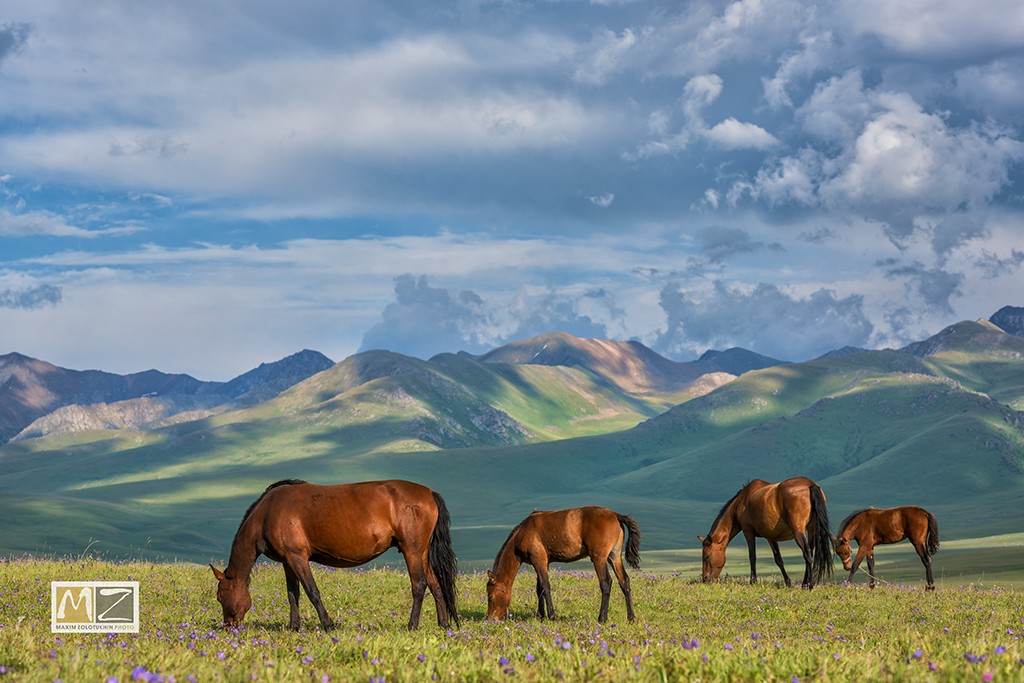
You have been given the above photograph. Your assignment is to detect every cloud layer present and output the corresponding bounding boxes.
[0,0,1022,377]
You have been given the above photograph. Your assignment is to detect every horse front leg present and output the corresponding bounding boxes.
[768,541,791,587]
[286,556,334,630]
[866,551,876,589]
[283,564,302,630]
[744,530,757,584]
[593,558,613,623]
[847,544,869,585]
[534,563,554,619]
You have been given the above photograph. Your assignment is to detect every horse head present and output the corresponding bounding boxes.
[210,564,252,628]
[832,536,853,571]
[698,535,726,582]
[484,570,512,621]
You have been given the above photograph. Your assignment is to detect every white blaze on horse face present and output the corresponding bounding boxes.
[834,537,853,570]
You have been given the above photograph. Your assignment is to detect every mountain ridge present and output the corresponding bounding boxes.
[2,310,1024,564]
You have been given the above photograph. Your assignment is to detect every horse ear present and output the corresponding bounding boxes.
[697,535,706,545]
[486,570,494,581]
[210,564,226,581]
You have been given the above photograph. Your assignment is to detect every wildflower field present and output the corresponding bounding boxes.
[1,557,1022,682]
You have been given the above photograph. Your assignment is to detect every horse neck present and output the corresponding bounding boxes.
[225,514,261,583]
[709,497,741,544]
[491,531,523,586]
[838,514,862,541]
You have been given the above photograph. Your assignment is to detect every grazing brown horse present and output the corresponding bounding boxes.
[485,507,641,623]
[833,506,940,590]
[210,479,459,630]
[699,477,834,588]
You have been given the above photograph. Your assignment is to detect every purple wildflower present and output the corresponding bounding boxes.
[526,653,535,662]
[499,657,509,666]
[912,650,924,660]
[417,654,426,663]
[995,646,1007,655]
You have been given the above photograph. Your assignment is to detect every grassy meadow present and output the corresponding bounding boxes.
[2,556,1023,682]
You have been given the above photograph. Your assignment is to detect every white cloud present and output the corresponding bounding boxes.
[737,79,1024,247]
[704,118,778,149]
[836,0,1024,58]
[0,209,137,238]
[573,27,639,85]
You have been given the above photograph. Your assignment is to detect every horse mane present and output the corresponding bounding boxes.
[837,507,872,536]
[238,479,308,530]
[491,520,525,572]
[708,482,749,534]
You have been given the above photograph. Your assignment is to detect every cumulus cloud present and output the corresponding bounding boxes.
[0,283,62,309]
[655,280,873,361]
[738,72,1024,253]
[359,275,628,358]
[626,73,779,159]
[881,260,964,314]
[359,274,493,358]
[504,288,614,342]
[705,118,778,150]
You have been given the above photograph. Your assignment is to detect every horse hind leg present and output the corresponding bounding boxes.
[793,532,815,589]
[768,541,792,588]
[609,551,635,622]
[422,551,450,627]
[912,540,936,591]
[399,546,428,630]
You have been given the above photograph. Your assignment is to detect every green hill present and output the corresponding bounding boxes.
[1,320,1023,580]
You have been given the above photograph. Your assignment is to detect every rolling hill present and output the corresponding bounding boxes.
[1,320,1022,576]
[0,349,335,443]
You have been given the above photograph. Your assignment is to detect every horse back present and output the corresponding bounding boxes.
[739,477,820,540]
[255,480,438,565]
[518,507,619,563]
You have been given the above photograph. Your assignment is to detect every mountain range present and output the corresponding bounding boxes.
[1,309,1023,572]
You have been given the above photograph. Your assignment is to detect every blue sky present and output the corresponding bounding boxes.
[2,0,1023,380]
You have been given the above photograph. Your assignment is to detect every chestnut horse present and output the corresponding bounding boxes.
[834,506,939,590]
[699,477,833,588]
[210,479,459,630]
[485,507,641,623]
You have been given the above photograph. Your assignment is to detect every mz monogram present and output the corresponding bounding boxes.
[51,581,140,633]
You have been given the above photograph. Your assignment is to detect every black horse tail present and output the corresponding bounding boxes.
[618,514,642,570]
[429,491,460,627]
[926,511,940,557]
[809,484,834,583]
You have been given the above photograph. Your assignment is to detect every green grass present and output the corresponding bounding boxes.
[2,557,1023,682]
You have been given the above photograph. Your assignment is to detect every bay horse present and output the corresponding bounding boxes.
[833,506,939,590]
[485,507,641,623]
[699,476,833,588]
[210,479,459,630]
